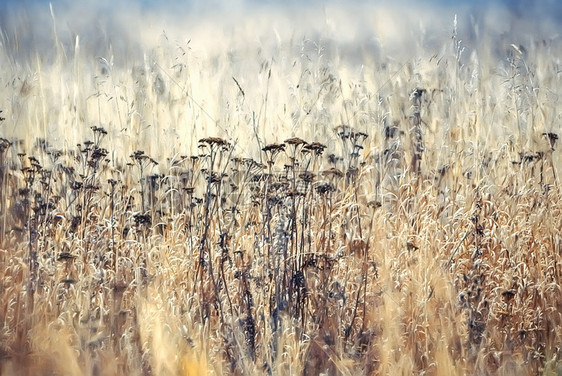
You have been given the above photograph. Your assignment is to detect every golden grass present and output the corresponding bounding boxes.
[1,4,562,375]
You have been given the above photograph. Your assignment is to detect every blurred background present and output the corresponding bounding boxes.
[1,0,561,64]
[1,0,561,157]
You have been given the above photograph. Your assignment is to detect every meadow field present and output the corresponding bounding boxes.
[0,1,561,375]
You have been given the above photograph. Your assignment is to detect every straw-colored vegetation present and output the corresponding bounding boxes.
[1,3,561,375]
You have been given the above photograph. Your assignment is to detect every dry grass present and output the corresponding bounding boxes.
[1,3,562,375]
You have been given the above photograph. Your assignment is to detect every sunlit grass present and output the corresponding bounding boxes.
[1,2,561,375]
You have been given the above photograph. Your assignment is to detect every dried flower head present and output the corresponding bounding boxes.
[322,167,344,179]
[284,137,307,146]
